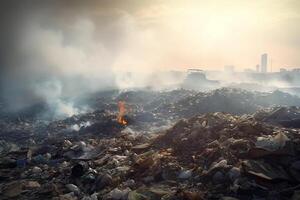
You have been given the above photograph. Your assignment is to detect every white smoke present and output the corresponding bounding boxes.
[4,12,179,117]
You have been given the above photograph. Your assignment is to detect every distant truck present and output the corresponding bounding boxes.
[181,69,219,90]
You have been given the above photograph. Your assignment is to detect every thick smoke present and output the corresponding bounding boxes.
[2,1,298,117]
[0,1,176,117]
[1,17,116,116]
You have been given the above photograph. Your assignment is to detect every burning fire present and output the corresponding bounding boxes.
[117,101,127,125]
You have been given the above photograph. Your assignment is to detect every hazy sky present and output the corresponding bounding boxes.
[1,0,300,73]
[0,0,300,109]
[138,0,300,71]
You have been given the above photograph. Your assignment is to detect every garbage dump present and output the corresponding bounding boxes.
[1,88,300,199]
[153,88,300,118]
[86,88,300,120]
[254,106,300,128]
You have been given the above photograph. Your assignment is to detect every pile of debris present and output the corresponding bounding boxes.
[0,110,126,147]
[2,88,300,126]
[155,88,300,118]
[1,109,300,199]
[153,112,300,199]
[84,88,300,120]
[254,106,300,128]
[2,88,300,199]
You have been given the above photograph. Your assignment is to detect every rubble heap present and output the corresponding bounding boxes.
[1,110,300,199]
[2,88,300,123]
[152,112,300,199]
[156,88,300,118]
[254,106,300,128]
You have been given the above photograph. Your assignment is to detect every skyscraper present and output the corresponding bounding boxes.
[261,53,268,73]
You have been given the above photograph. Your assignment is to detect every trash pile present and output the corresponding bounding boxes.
[84,88,300,128]
[0,110,125,147]
[254,106,300,128]
[1,88,300,200]
[155,88,300,118]
[86,88,300,120]
[1,110,300,199]
[2,88,299,124]
[153,112,300,199]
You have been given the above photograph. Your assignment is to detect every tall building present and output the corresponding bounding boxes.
[261,53,268,73]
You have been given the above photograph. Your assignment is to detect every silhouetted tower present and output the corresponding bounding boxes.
[261,53,268,73]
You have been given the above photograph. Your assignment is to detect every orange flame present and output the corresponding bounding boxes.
[117,101,127,125]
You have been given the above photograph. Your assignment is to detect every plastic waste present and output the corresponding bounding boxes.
[255,132,290,151]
